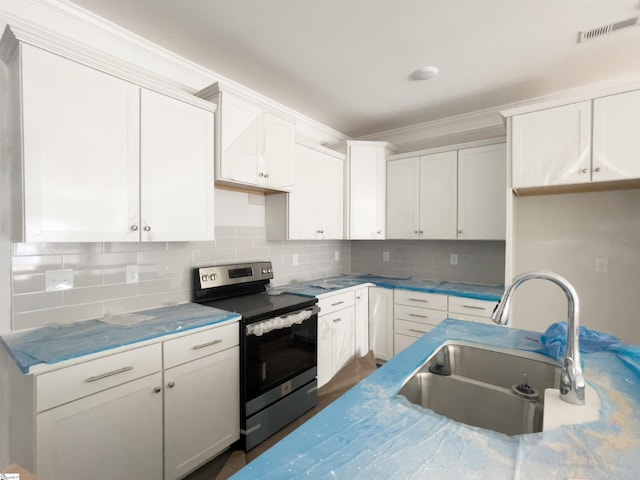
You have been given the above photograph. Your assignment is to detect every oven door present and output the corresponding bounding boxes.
[243,306,318,409]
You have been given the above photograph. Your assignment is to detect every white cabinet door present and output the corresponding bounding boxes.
[288,143,320,239]
[368,287,394,362]
[164,346,239,480]
[36,372,163,480]
[354,287,370,356]
[512,101,592,188]
[419,151,458,239]
[287,144,343,240]
[218,93,262,185]
[140,90,215,241]
[318,151,344,239]
[387,157,420,239]
[217,92,294,190]
[348,143,387,239]
[458,143,506,240]
[318,308,355,388]
[593,90,640,182]
[261,113,295,188]
[21,44,140,242]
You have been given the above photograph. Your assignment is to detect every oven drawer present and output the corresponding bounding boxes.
[164,322,239,369]
[394,289,447,311]
[36,343,161,412]
[318,291,355,316]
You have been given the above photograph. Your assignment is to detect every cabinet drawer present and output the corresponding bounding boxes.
[318,291,355,316]
[394,289,447,310]
[163,322,239,369]
[36,343,161,412]
[394,304,448,326]
[394,319,435,338]
[448,296,498,318]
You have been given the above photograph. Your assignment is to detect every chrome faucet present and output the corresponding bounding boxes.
[491,272,585,405]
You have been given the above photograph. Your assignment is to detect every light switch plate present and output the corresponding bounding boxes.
[450,254,458,265]
[383,251,389,262]
[126,265,139,283]
[45,269,74,292]
[334,251,340,261]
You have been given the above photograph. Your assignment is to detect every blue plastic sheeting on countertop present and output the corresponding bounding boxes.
[231,319,640,480]
[541,321,623,360]
[1,303,240,373]
[277,274,503,301]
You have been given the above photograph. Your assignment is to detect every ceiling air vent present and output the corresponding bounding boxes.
[578,16,640,43]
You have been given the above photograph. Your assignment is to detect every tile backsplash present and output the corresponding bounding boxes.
[351,239,505,285]
[10,226,350,331]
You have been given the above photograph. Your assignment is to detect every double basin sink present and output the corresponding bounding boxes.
[398,342,562,436]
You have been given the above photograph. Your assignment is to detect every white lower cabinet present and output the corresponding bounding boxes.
[37,372,163,480]
[368,287,394,362]
[317,291,357,388]
[354,287,370,356]
[393,290,448,355]
[164,345,239,480]
[446,296,498,325]
[13,321,239,480]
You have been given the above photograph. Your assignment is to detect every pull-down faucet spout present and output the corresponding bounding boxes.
[491,272,585,405]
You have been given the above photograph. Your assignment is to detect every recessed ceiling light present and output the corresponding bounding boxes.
[411,66,439,80]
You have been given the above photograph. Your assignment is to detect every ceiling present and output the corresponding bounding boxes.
[68,0,640,138]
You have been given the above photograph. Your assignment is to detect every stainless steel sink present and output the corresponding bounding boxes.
[398,342,562,435]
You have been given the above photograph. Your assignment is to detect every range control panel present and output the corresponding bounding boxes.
[197,261,273,289]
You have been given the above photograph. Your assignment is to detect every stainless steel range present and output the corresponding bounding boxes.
[192,261,319,450]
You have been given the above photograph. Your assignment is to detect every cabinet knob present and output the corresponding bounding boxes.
[333,318,342,323]
[414,230,419,234]
[143,226,151,232]
[258,172,265,177]
[419,230,424,234]
[594,167,601,172]
[168,381,175,388]
[130,225,139,231]
[377,230,382,234]
[317,229,324,234]
[581,168,590,174]
[153,387,161,393]
[458,230,463,235]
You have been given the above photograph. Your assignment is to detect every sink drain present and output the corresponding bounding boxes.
[512,374,540,401]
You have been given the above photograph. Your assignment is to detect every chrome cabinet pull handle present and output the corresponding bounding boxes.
[86,366,133,383]
[409,328,427,334]
[461,304,486,310]
[409,313,428,319]
[409,298,428,303]
[333,318,342,323]
[330,301,345,307]
[192,339,223,350]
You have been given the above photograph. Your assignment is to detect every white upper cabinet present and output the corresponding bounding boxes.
[140,90,214,242]
[592,89,640,182]
[387,143,506,240]
[419,151,458,239]
[346,141,390,239]
[11,43,215,242]
[458,143,506,240]
[510,89,640,191]
[266,142,344,240]
[511,101,592,189]
[198,85,295,191]
[20,44,141,242]
[386,157,420,239]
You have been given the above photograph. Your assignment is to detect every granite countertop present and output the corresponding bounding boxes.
[232,319,640,479]
[277,274,504,302]
[1,303,241,374]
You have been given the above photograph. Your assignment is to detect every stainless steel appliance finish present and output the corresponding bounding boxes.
[192,261,318,451]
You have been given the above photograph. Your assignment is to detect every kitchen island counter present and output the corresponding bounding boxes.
[231,319,640,479]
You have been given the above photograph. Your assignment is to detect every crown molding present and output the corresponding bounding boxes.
[0,0,347,145]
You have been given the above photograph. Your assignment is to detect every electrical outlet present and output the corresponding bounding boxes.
[293,254,299,265]
[383,251,390,262]
[335,251,340,261]
[595,258,608,273]
[450,254,458,265]
[45,269,74,292]
[126,265,139,283]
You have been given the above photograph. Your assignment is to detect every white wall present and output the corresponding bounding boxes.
[512,189,640,344]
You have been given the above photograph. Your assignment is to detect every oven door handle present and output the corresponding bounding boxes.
[246,305,319,336]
